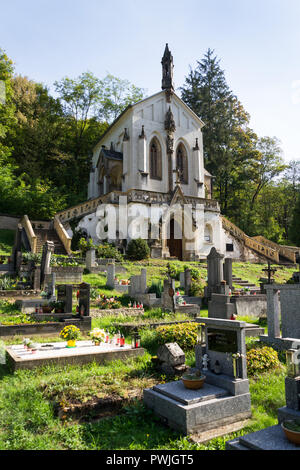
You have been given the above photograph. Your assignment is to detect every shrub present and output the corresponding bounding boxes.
[78,237,94,255]
[96,243,123,262]
[126,238,150,260]
[22,252,42,265]
[190,279,205,297]
[246,346,280,376]
[167,263,182,280]
[156,322,198,350]
[148,280,163,298]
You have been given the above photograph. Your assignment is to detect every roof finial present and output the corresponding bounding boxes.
[161,43,174,94]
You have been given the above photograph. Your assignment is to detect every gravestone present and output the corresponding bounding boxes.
[32,266,41,291]
[226,348,300,450]
[223,258,233,290]
[86,249,96,270]
[44,273,56,301]
[57,284,73,313]
[184,268,192,296]
[162,278,176,312]
[144,317,251,438]
[205,247,229,299]
[78,282,90,316]
[40,241,54,287]
[260,284,300,350]
[107,263,115,289]
[157,343,186,375]
[208,293,235,320]
[179,272,185,289]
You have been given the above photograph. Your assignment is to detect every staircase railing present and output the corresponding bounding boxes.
[54,216,72,255]
[222,216,280,263]
[252,236,296,263]
[20,215,37,253]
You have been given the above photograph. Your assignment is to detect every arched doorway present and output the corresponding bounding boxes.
[167,218,183,260]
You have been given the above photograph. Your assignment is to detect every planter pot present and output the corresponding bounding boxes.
[282,422,300,445]
[182,375,206,390]
[93,341,101,346]
[42,307,52,313]
[55,309,63,313]
[66,340,76,348]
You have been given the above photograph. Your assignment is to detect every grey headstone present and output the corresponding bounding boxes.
[157,343,185,366]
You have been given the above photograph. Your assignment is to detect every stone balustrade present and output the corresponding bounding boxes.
[20,215,37,253]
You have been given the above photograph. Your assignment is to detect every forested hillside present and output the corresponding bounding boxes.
[0,47,299,245]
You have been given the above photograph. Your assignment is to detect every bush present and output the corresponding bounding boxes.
[126,238,150,260]
[156,322,198,351]
[96,243,123,262]
[246,346,280,376]
[78,237,94,255]
[148,280,163,298]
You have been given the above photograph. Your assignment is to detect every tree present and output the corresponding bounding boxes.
[0,49,16,161]
[289,191,300,246]
[180,49,257,217]
[98,74,145,123]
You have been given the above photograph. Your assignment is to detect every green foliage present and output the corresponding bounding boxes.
[96,243,123,261]
[0,229,14,255]
[78,237,94,255]
[22,252,42,264]
[126,238,150,260]
[156,323,198,351]
[247,346,280,376]
[148,280,163,298]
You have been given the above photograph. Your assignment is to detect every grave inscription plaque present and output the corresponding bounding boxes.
[207,328,238,354]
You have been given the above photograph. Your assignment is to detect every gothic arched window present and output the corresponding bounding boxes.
[176,143,188,184]
[150,137,162,180]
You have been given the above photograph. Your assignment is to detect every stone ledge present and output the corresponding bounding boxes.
[90,308,144,318]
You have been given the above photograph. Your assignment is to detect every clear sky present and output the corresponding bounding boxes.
[1,0,300,162]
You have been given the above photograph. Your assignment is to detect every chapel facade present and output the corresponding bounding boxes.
[83,44,223,260]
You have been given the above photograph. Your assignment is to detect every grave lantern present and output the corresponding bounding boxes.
[131,332,141,349]
[286,349,300,378]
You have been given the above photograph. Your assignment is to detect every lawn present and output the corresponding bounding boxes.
[0,229,15,256]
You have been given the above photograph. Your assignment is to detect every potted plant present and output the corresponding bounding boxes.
[182,369,206,390]
[49,300,65,313]
[60,325,81,348]
[42,304,53,314]
[89,328,106,346]
[282,420,300,445]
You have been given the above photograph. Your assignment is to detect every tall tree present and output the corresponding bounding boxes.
[98,74,145,123]
[180,49,257,217]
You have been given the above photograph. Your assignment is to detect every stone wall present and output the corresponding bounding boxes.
[230,295,267,318]
[51,266,83,283]
[90,308,144,318]
[0,214,20,230]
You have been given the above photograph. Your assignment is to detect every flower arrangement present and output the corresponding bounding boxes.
[60,325,81,341]
[175,291,186,306]
[96,294,122,310]
[89,328,106,345]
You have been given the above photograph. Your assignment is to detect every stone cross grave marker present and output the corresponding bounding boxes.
[40,241,54,287]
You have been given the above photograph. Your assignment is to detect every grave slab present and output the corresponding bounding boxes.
[153,380,228,405]
[6,340,144,370]
[227,425,300,451]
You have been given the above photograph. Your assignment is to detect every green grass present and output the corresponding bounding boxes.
[0,229,14,256]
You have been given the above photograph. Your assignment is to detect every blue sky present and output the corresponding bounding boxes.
[1,0,300,162]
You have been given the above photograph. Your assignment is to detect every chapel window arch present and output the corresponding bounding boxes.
[149,136,162,180]
[176,143,188,184]
[204,224,213,243]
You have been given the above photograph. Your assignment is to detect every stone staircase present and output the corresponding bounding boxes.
[222,217,296,264]
[232,276,257,291]
[34,229,67,255]
[19,216,71,255]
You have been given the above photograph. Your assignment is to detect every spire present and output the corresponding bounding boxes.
[161,43,174,92]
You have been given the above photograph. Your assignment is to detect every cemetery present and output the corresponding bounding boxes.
[1,18,300,453]
[0,241,299,450]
